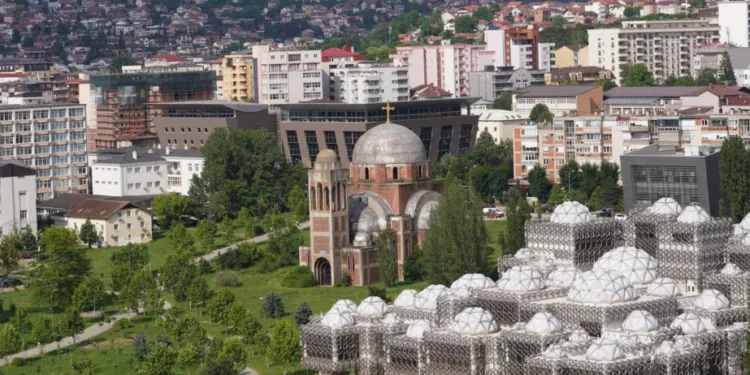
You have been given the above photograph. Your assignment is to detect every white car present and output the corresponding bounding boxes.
[615,213,627,221]
[483,207,497,214]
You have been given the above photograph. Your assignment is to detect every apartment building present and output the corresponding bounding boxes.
[588,20,720,84]
[512,85,604,118]
[718,0,750,47]
[390,42,494,97]
[484,26,556,71]
[66,199,153,247]
[693,44,726,76]
[0,104,88,200]
[328,62,409,103]
[602,86,746,116]
[544,66,613,85]
[0,81,55,105]
[252,45,326,105]
[0,161,36,237]
[222,52,256,102]
[468,66,545,101]
[476,109,528,143]
[0,59,52,81]
[555,45,589,68]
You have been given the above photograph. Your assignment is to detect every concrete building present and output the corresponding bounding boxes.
[278,98,480,168]
[0,103,88,201]
[484,26,555,71]
[152,101,277,150]
[602,86,746,116]
[726,48,750,86]
[588,20,720,84]
[620,143,721,216]
[0,81,55,105]
[390,42,494,97]
[693,44,727,76]
[468,66,546,101]
[90,147,203,197]
[0,59,52,81]
[718,0,750,47]
[328,62,409,103]
[476,109,528,143]
[0,161,36,237]
[512,85,603,117]
[545,66,614,85]
[555,45,589,68]
[222,52,256,102]
[66,199,153,247]
[252,45,326,105]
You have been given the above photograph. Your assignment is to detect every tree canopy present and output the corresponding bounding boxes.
[623,64,655,87]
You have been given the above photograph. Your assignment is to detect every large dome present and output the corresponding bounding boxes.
[451,273,495,296]
[546,266,581,288]
[567,269,637,304]
[586,338,625,362]
[496,266,545,292]
[451,307,499,335]
[415,284,451,310]
[676,206,710,224]
[351,123,427,165]
[648,197,682,216]
[693,289,729,310]
[550,201,593,224]
[671,312,714,334]
[393,289,418,308]
[357,296,388,316]
[406,320,431,339]
[646,277,681,297]
[525,312,563,335]
[332,299,358,313]
[321,306,356,328]
[593,247,658,285]
[621,310,659,332]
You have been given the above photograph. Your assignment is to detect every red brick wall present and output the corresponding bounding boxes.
[312,235,330,252]
[312,217,330,232]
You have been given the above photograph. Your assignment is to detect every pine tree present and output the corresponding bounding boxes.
[262,292,285,319]
[719,136,750,222]
[375,228,398,287]
[719,51,737,86]
[548,184,566,207]
[294,302,312,325]
[134,332,150,362]
[527,165,551,201]
[499,196,532,256]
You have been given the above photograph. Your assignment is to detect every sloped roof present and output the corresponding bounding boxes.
[516,85,598,98]
[67,199,137,220]
[410,83,453,99]
[605,86,703,98]
[149,54,188,62]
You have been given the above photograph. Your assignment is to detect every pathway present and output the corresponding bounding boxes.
[199,222,310,261]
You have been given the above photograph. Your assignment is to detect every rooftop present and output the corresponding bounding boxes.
[93,147,202,165]
[38,193,157,211]
[605,86,704,98]
[516,85,599,98]
[67,199,141,220]
[152,100,268,113]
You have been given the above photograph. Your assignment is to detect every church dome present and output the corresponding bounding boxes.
[316,149,338,164]
[351,123,427,165]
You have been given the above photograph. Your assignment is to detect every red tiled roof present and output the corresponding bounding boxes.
[321,45,365,62]
[726,96,750,106]
[410,83,452,99]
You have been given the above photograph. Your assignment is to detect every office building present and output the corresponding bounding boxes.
[620,143,721,216]
[718,0,750,47]
[484,26,556,71]
[468,66,545,101]
[512,85,603,117]
[0,161,36,237]
[588,20,720,84]
[278,98,480,168]
[328,62,409,103]
[222,52,256,102]
[555,45,589,68]
[252,45,326,105]
[603,86,746,116]
[0,104,88,200]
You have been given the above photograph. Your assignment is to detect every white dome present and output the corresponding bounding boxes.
[676,206,711,224]
[545,266,582,289]
[550,201,593,224]
[741,212,750,231]
[451,274,495,292]
[567,269,637,304]
[514,248,532,259]
[648,197,683,216]
[617,332,640,347]
[321,307,356,328]
[673,336,695,351]
[569,327,591,344]
[405,320,431,339]
[332,299,358,313]
[393,289,418,308]
[496,266,545,292]
[693,289,729,310]
[655,340,678,356]
[743,233,750,246]
[593,247,658,285]
[721,263,744,276]
[525,312,563,335]
[734,224,745,236]
[415,285,450,310]
[451,307,499,335]
[586,338,625,362]
[542,344,567,359]
[671,312,712,334]
[646,277,682,297]
[621,310,659,332]
[357,296,388,317]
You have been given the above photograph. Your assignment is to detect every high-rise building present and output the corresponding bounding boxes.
[252,45,326,105]
[718,0,750,47]
[484,26,556,71]
[222,52,256,102]
[329,62,409,103]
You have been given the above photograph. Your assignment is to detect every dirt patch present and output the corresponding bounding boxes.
[81,337,131,350]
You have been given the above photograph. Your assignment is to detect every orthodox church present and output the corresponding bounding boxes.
[299,106,445,286]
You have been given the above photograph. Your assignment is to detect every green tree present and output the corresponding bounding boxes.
[145,289,165,323]
[548,184,566,206]
[566,189,589,203]
[167,223,195,254]
[194,219,216,254]
[207,289,236,324]
[218,216,236,245]
[623,64,655,87]
[294,302,312,325]
[0,325,21,364]
[138,341,177,375]
[151,193,190,228]
[30,315,53,344]
[11,307,30,334]
[111,243,150,291]
[552,16,566,27]
[375,228,398,287]
[719,51,737,86]
[19,225,37,252]
[219,340,247,371]
[422,182,487,285]
[690,0,706,8]
[134,332,149,362]
[60,307,85,344]
[473,6,492,21]
[719,136,750,222]
[266,216,303,269]
[529,104,554,123]
[454,15,477,33]
[674,76,696,86]
[161,252,199,301]
[21,36,35,47]
[286,185,309,222]
[558,160,581,191]
[587,186,606,211]
[580,163,600,198]
[499,196,532,256]
[121,270,156,313]
[109,56,138,73]
[623,7,640,17]
[78,219,99,248]
[235,207,251,231]
[268,321,301,375]
[34,228,91,310]
[177,342,201,373]
[72,276,106,311]
[493,91,512,110]
[696,68,719,86]
[187,277,211,307]
[262,292,285,319]
[0,232,21,276]
[527,165,551,201]
[601,80,618,91]
[404,246,427,282]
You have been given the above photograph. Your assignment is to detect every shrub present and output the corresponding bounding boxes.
[404,248,427,282]
[215,270,242,287]
[280,267,315,288]
[367,285,391,303]
[133,332,149,362]
[338,273,352,287]
[114,318,131,330]
[215,243,257,270]
[295,302,312,325]
[11,357,25,367]
[72,358,93,371]
[262,292,285,318]
[199,259,214,274]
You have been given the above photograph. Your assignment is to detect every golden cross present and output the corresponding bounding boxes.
[382,101,395,123]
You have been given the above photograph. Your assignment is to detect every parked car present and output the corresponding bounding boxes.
[35,253,49,261]
[615,213,627,221]
[597,209,613,217]
[483,206,497,214]
[20,252,34,260]
[0,277,21,288]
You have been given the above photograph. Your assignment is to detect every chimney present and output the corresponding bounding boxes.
[132,150,138,160]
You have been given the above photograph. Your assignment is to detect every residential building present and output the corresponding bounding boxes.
[152,101,277,150]
[512,85,604,117]
[409,84,453,100]
[0,81,55,105]
[277,98,480,168]
[555,45,589,68]
[0,104,88,200]
[468,66,546,101]
[90,147,203,197]
[252,45,326,105]
[726,48,750,86]
[475,109,528,143]
[0,59,52,81]
[544,66,613,85]
[484,26,556,71]
[0,161,36,237]
[620,143,721,216]
[328,62,409,103]
[588,20,720,84]
[81,71,216,150]
[538,42,556,71]
[66,199,153,247]
[390,42,494,97]
[38,194,155,229]
[602,86,746,116]
[321,45,365,63]
[718,0,750,47]
[693,44,727,76]
[222,51,256,102]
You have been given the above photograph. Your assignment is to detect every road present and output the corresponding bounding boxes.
[198,221,310,261]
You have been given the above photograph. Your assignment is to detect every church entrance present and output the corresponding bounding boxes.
[314,258,332,286]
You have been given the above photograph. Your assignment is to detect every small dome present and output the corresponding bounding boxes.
[741,212,750,231]
[393,289,418,308]
[621,310,659,332]
[353,232,372,247]
[352,207,380,234]
[451,273,495,292]
[671,312,712,334]
[721,263,744,276]
[315,149,338,163]
[734,224,745,236]
[451,307,499,335]
[357,296,388,317]
[351,123,427,165]
[646,277,682,297]
[514,248,532,259]
[673,336,695,351]
[569,327,591,344]
[676,206,710,224]
[382,314,400,325]
[497,266,545,292]
[567,269,636,304]
[546,266,581,288]
[321,307,356,328]
[415,285,450,310]
[743,233,750,246]
[525,312,563,335]
[586,338,625,362]
[550,201,593,224]
[649,197,683,216]
[655,341,678,356]
[332,299,358,313]
[593,247,658,285]
[693,289,729,310]
[617,332,640,347]
[405,320,431,339]
[542,344,567,359]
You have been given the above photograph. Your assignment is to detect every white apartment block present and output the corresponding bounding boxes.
[0,161,36,237]
[588,20,720,84]
[90,148,203,197]
[329,62,409,103]
[484,27,556,71]
[253,45,326,105]
[718,0,750,47]
[537,43,556,71]
[0,104,88,201]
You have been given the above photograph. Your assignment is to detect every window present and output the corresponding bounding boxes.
[128,183,134,189]
[458,125,472,153]
[305,131,319,163]
[286,131,301,163]
[155,181,160,187]
[134,167,140,173]
[114,224,119,230]
[19,210,26,220]
[127,168,133,173]
[420,127,433,159]
[438,125,453,159]
[324,131,338,155]
[135,183,141,189]
[147,182,153,188]
[146,166,152,172]
[113,236,119,242]
[154,166,160,172]
[188,164,193,172]
[127,210,131,217]
[343,131,364,161]
[127,223,132,230]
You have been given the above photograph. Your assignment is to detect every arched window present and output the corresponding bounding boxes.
[309,187,316,210]
[324,187,330,210]
[331,186,337,211]
[365,167,370,180]
[317,183,323,211]
[418,165,423,178]
[393,167,398,180]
